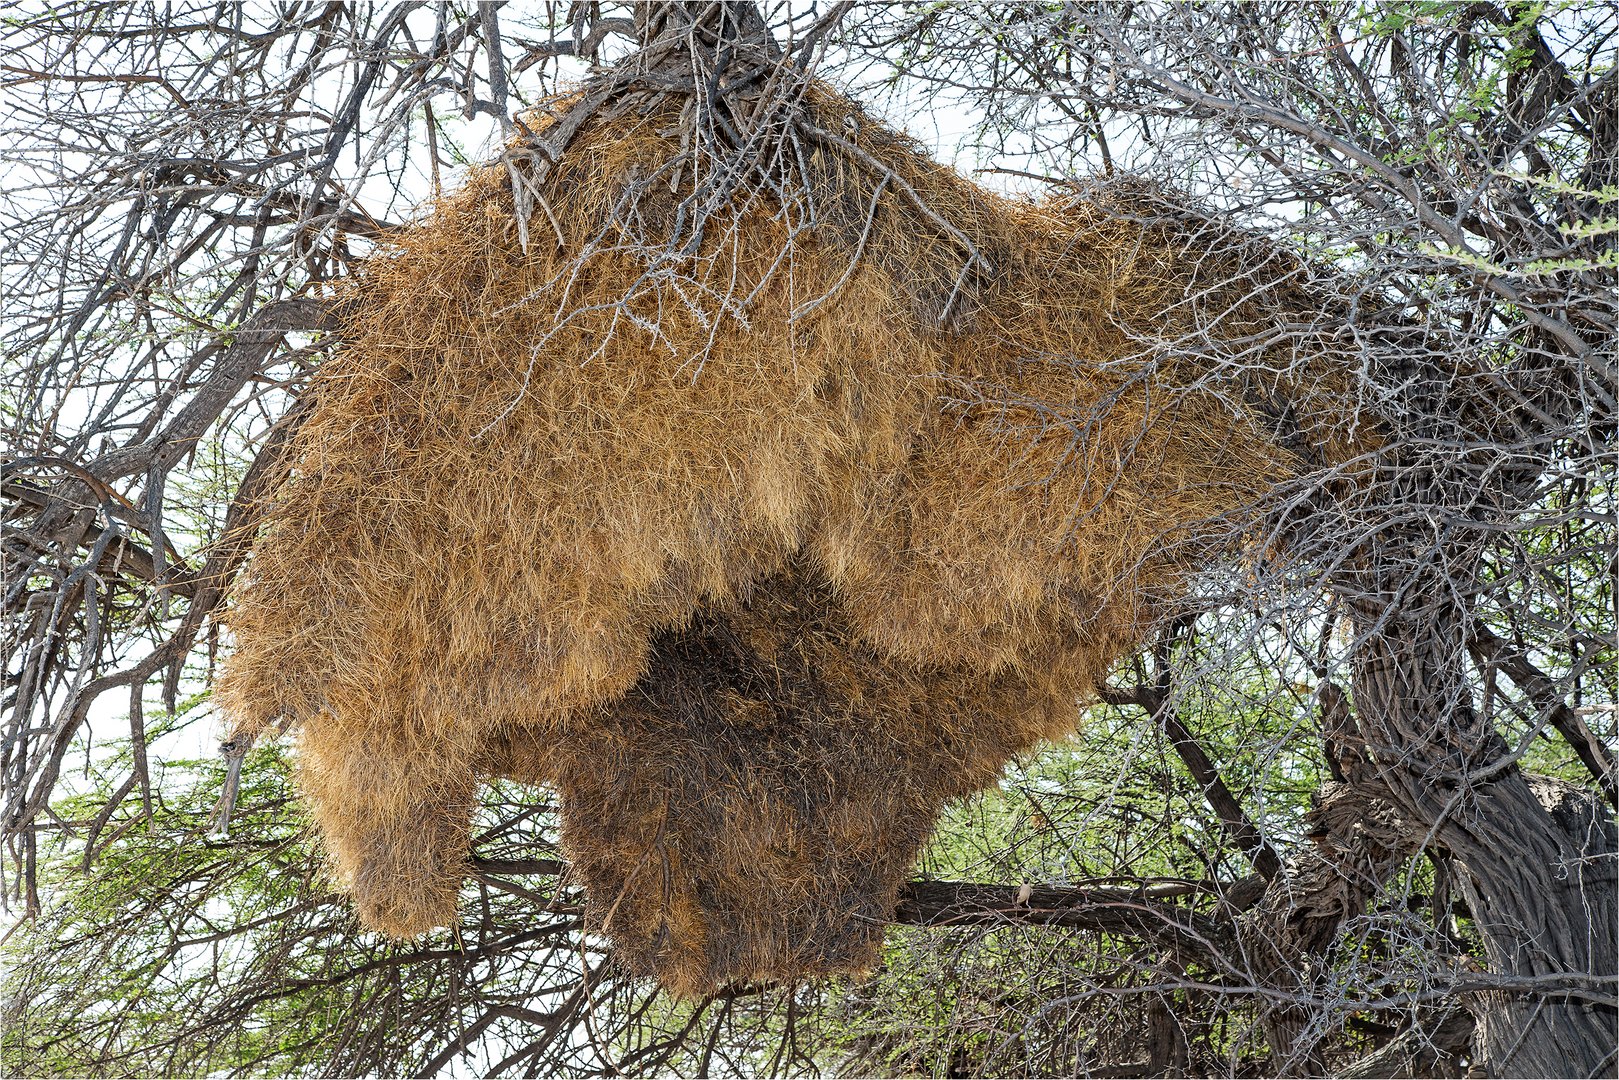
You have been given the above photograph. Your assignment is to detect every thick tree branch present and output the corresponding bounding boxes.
[1471,626,1618,809]
[893,878,1238,965]
[2,479,197,599]
[471,854,1244,964]
[1100,682,1283,881]
[91,298,336,481]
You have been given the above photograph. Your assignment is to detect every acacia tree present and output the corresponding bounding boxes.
[3,2,1614,1077]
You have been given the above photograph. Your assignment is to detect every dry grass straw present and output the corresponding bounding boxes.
[219,88,1365,993]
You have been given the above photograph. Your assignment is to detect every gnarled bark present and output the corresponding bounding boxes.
[1345,545,1617,1078]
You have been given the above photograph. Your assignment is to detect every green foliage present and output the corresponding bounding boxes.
[3,739,331,1077]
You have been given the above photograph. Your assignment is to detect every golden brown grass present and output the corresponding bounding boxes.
[218,88,1365,994]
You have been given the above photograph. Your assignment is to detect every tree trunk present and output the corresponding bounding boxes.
[1444,775,1618,1078]
[1345,545,1618,1078]
[1241,781,1416,1075]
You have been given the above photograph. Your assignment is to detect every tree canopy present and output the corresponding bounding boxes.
[2,3,1614,1077]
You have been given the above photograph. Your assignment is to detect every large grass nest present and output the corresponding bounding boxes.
[219,84,1366,994]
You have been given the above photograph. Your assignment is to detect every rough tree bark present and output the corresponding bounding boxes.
[1344,538,1617,1078]
[1241,781,1423,1075]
